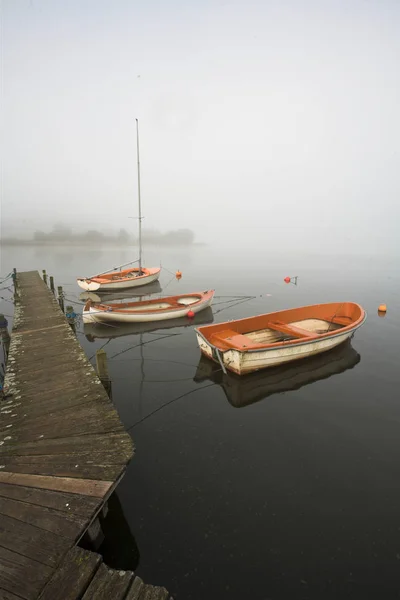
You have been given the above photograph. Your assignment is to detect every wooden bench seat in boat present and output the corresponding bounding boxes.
[329,316,352,326]
[266,320,318,339]
[209,329,256,350]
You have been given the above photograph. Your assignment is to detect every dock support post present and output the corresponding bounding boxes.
[83,517,105,551]
[65,305,77,334]
[0,314,10,364]
[12,268,17,290]
[96,349,112,397]
[42,269,48,285]
[57,286,64,312]
[50,276,55,295]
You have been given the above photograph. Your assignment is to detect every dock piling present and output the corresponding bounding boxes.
[57,286,65,312]
[42,269,48,285]
[96,349,112,397]
[50,276,55,294]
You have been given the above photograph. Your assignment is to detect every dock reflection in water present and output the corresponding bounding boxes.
[194,340,361,408]
[83,306,214,341]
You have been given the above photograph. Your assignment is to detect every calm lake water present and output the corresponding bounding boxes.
[1,244,399,599]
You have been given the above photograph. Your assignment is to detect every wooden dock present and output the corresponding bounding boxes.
[0,271,172,599]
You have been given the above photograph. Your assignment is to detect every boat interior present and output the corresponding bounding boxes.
[88,294,204,313]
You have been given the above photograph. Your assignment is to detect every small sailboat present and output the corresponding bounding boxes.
[195,302,366,375]
[78,280,163,304]
[83,290,215,324]
[194,340,360,407]
[77,119,161,292]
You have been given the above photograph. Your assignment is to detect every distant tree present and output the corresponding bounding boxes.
[85,230,105,242]
[117,229,130,244]
[33,230,47,241]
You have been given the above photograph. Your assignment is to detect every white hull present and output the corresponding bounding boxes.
[77,270,160,292]
[83,294,214,324]
[196,329,354,375]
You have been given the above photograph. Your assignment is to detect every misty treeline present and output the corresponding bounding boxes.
[3,224,195,246]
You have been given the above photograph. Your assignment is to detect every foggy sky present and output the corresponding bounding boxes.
[1,0,400,254]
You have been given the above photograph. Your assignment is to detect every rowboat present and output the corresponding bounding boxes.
[79,280,162,303]
[77,267,160,292]
[194,340,360,407]
[195,302,366,375]
[83,290,215,324]
[83,307,214,340]
[76,119,160,292]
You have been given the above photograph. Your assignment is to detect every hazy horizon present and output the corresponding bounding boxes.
[1,0,400,256]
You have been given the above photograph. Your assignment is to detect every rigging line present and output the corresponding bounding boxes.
[214,296,257,315]
[108,332,182,360]
[126,382,216,432]
[88,338,112,361]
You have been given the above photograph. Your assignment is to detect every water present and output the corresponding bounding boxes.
[1,244,399,599]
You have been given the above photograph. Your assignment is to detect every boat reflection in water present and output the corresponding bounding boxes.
[194,340,360,408]
[84,307,214,341]
[79,280,163,304]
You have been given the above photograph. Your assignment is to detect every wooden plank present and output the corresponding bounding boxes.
[0,545,53,600]
[0,512,68,567]
[0,461,126,482]
[125,577,144,600]
[330,316,352,326]
[81,563,133,600]
[0,496,88,539]
[38,547,101,600]
[0,433,132,458]
[0,483,101,517]
[0,473,113,497]
[267,320,317,339]
[138,587,170,600]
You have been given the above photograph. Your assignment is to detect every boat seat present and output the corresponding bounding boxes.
[267,320,318,339]
[210,329,255,350]
[329,316,352,326]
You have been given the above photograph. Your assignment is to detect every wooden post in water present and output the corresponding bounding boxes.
[57,286,64,312]
[96,349,112,397]
[42,269,48,285]
[49,276,55,295]
[12,268,17,290]
[0,314,11,364]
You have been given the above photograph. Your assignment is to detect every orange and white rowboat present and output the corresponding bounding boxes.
[83,289,215,324]
[195,302,366,375]
[77,267,160,292]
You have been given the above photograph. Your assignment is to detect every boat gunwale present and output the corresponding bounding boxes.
[195,303,367,354]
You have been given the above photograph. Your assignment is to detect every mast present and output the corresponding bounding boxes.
[136,118,143,275]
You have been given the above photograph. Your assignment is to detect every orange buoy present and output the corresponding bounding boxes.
[378,304,387,314]
[284,277,291,284]
[187,310,195,318]
[176,270,182,279]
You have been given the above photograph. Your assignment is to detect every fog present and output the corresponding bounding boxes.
[1,0,400,256]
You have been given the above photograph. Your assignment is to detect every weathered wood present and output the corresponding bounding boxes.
[138,586,170,600]
[125,577,144,600]
[0,545,53,600]
[0,271,141,600]
[0,473,113,497]
[0,483,101,517]
[0,496,88,538]
[38,546,101,600]
[0,512,68,567]
[82,563,133,599]
[49,276,55,295]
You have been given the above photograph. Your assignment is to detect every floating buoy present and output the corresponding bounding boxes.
[187,310,195,318]
[378,304,387,314]
[284,277,291,283]
[176,270,182,279]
